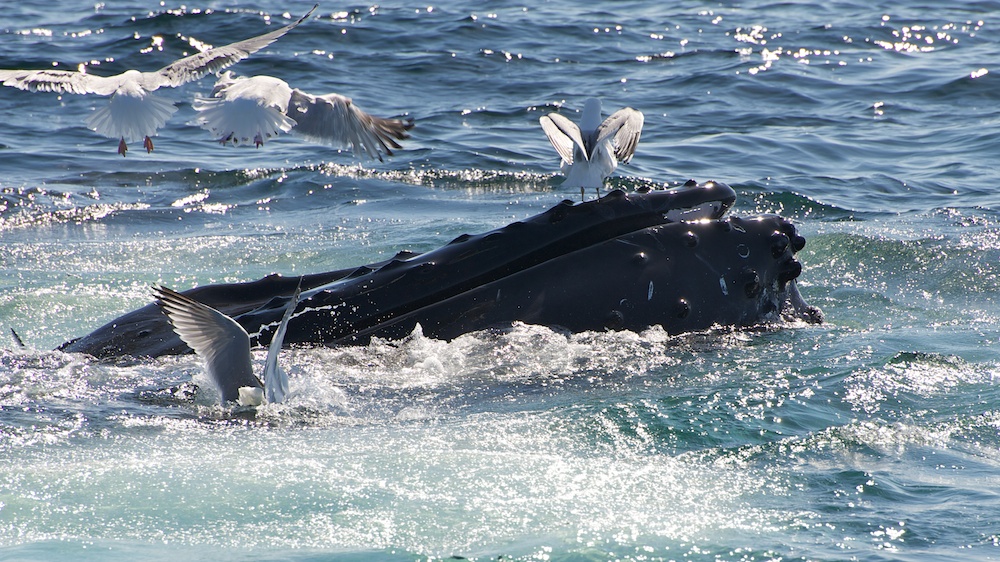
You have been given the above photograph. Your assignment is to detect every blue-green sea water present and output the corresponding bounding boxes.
[2,1,999,560]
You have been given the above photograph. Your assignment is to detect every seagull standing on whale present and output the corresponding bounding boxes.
[0,5,316,156]
[539,98,644,200]
[193,71,414,161]
[154,284,301,406]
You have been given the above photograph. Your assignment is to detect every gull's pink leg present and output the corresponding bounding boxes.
[118,138,128,157]
[254,133,264,148]
[143,136,154,153]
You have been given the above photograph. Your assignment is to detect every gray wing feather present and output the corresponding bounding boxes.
[0,6,315,96]
[262,284,301,404]
[596,107,644,163]
[149,5,316,89]
[539,113,584,164]
[0,69,122,96]
[154,286,260,404]
[289,89,413,161]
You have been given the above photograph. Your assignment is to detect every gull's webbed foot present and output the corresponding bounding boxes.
[143,136,154,153]
[118,138,128,157]
[254,133,264,148]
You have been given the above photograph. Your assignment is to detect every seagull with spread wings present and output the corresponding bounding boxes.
[155,284,301,406]
[193,71,414,161]
[539,98,644,200]
[0,5,316,156]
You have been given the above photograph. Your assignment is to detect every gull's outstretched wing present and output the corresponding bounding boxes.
[539,112,585,164]
[596,107,644,163]
[148,4,317,90]
[155,286,261,404]
[262,284,301,404]
[288,89,414,161]
[0,5,315,96]
[0,68,126,96]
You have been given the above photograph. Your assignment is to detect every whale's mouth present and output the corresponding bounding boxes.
[780,280,825,325]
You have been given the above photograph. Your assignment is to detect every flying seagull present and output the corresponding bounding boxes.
[154,284,301,406]
[193,71,414,161]
[539,98,644,200]
[0,5,316,156]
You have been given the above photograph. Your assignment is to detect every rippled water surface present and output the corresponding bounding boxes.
[2,1,1000,560]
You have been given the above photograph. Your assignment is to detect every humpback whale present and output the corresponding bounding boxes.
[59,181,822,360]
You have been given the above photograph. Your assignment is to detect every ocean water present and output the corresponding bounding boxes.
[2,1,1000,560]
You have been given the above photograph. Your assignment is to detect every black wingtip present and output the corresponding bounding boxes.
[152,285,187,312]
[298,4,319,24]
[151,284,169,302]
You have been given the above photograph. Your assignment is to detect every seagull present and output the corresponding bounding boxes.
[0,5,316,156]
[154,284,301,406]
[539,98,644,200]
[193,71,414,161]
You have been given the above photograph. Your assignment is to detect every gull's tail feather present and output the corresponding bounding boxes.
[238,386,265,407]
[87,93,177,142]
[194,95,295,146]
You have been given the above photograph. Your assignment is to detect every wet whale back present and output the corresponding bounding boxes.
[58,183,818,360]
